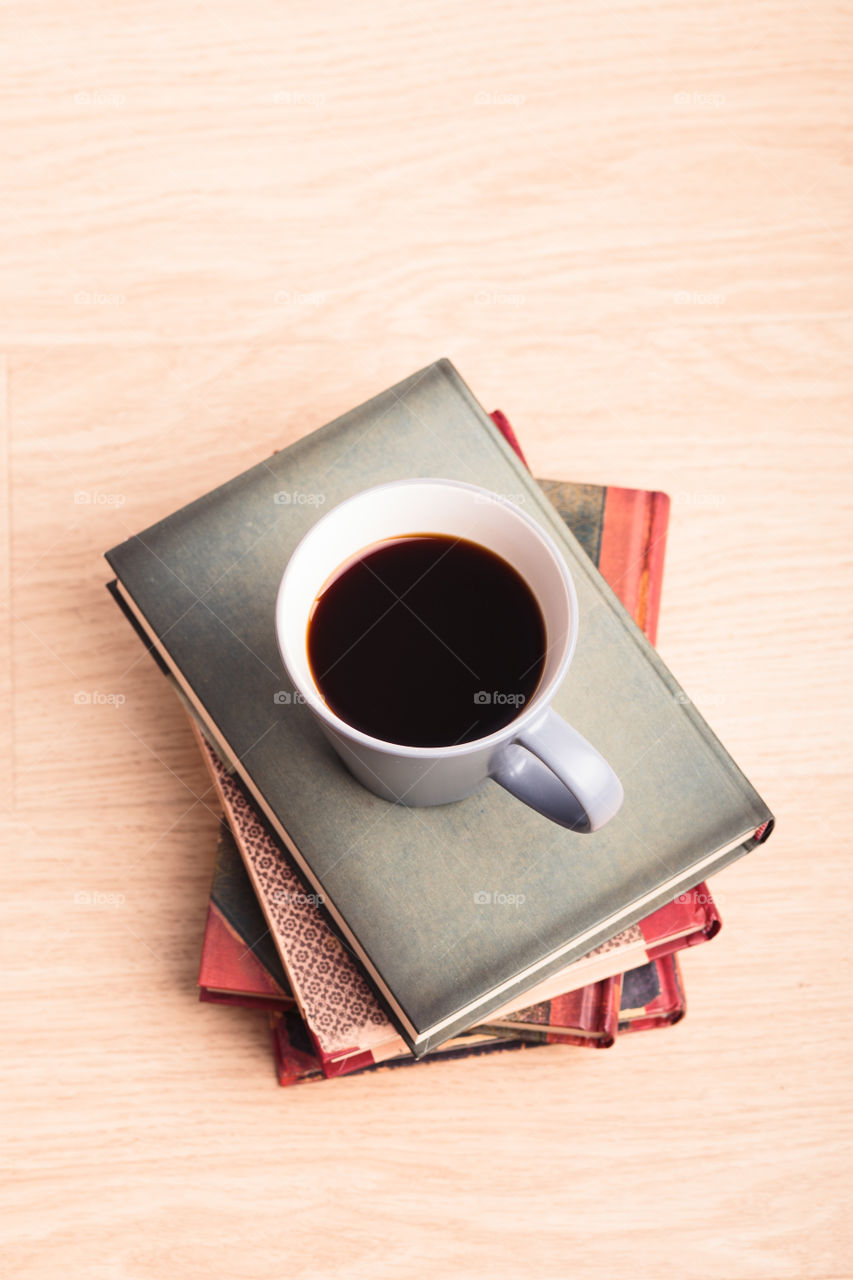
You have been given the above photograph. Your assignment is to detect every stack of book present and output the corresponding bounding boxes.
[104,361,773,1085]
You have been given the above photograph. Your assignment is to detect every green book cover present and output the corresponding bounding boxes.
[105,359,773,1055]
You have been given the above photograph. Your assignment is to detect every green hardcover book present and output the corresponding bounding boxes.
[105,359,773,1055]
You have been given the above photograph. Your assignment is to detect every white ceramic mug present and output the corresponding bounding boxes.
[275,479,623,832]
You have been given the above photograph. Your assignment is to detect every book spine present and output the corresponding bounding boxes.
[190,719,376,1075]
[200,989,294,1013]
[594,974,622,1048]
[488,408,529,469]
[598,486,670,647]
[547,974,621,1048]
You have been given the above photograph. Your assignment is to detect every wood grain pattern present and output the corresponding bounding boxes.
[2,2,851,1276]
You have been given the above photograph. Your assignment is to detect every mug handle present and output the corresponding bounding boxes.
[490,709,623,832]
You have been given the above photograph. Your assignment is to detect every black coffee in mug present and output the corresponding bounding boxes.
[306,534,546,747]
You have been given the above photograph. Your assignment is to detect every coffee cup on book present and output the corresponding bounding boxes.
[275,479,623,832]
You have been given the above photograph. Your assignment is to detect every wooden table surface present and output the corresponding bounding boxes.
[3,3,851,1276]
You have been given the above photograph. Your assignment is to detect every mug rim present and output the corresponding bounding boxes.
[275,478,578,760]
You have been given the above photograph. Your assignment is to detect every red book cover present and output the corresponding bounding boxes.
[199,820,294,1011]
[641,887,720,960]
[618,954,686,1034]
